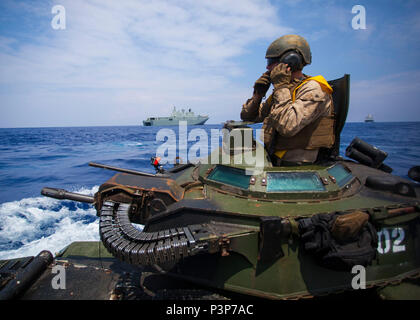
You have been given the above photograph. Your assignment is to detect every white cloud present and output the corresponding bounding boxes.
[0,0,292,127]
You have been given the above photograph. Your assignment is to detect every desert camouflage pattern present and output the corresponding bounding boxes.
[241,78,333,162]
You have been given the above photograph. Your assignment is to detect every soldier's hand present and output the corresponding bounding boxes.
[253,71,271,96]
[270,63,292,89]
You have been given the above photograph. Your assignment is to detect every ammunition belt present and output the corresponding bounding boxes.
[99,201,207,265]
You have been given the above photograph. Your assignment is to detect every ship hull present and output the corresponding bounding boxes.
[143,117,209,126]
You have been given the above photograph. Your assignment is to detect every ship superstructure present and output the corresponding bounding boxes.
[143,107,209,126]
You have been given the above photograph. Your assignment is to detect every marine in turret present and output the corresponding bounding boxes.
[241,34,335,166]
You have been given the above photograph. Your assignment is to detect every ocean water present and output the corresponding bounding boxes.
[0,122,419,259]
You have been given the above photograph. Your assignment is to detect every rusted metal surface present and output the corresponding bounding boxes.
[388,206,417,216]
[218,238,230,257]
[104,173,184,202]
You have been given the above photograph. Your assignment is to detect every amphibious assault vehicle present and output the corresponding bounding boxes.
[1,75,420,300]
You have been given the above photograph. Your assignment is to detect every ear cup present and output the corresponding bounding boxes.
[280,51,303,72]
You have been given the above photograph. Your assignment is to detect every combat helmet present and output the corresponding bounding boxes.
[265,34,312,69]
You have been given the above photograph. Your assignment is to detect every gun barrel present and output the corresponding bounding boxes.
[89,162,168,177]
[41,187,94,203]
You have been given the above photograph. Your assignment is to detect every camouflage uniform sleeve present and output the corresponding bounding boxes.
[266,80,331,137]
[240,93,272,123]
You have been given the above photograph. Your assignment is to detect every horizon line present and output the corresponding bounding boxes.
[1,121,419,129]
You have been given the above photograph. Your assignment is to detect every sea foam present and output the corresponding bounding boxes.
[0,186,100,259]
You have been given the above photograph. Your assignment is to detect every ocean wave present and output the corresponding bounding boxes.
[0,186,100,260]
[120,142,144,147]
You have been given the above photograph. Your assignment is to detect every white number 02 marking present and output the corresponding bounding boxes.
[377,228,406,254]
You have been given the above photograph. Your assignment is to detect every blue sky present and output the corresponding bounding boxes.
[0,0,420,127]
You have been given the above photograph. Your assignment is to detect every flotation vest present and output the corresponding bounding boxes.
[265,75,333,110]
[292,75,332,100]
[265,75,335,157]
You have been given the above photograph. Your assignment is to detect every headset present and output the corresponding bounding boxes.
[266,50,304,72]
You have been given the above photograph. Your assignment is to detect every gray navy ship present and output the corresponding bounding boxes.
[365,114,374,122]
[143,107,209,126]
